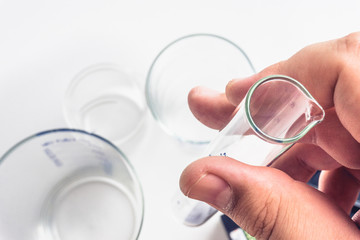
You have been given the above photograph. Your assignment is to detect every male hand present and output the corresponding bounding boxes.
[180,32,360,239]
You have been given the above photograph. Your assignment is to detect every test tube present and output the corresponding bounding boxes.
[173,75,325,226]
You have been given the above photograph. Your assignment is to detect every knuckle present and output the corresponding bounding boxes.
[228,190,281,240]
[251,194,281,239]
[341,32,360,56]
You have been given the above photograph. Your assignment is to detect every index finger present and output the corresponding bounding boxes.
[226,32,360,142]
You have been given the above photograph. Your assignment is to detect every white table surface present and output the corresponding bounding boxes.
[0,1,359,239]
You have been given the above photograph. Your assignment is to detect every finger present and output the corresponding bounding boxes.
[300,108,360,169]
[319,168,360,214]
[270,143,340,182]
[225,63,282,106]
[180,157,359,239]
[189,89,360,169]
[331,34,360,142]
[336,62,360,142]
[226,32,360,142]
[188,86,236,130]
[352,210,360,228]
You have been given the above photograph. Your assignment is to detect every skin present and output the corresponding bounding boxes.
[180,32,360,239]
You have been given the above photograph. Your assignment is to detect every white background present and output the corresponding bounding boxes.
[0,0,359,239]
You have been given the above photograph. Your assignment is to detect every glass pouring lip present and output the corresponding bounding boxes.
[245,75,325,144]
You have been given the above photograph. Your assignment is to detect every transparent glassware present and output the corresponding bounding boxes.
[145,33,256,144]
[63,63,147,147]
[172,75,325,226]
[0,129,144,240]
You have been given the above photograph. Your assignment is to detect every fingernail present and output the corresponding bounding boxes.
[194,86,221,96]
[187,174,232,210]
[226,78,237,87]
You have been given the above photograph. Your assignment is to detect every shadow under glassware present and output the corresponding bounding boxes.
[145,33,256,145]
[172,75,325,227]
[0,129,144,240]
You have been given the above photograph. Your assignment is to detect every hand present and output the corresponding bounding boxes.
[180,32,360,239]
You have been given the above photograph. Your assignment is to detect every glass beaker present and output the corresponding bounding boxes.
[172,75,325,226]
[0,129,144,240]
[63,63,147,148]
[145,33,256,144]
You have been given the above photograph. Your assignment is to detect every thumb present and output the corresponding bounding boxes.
[180,157,359,240]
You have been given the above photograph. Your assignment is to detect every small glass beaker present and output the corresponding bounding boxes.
[0,129,144,240]
[173,75,325,226]
[63,63,147,147]
[145,33,256,144]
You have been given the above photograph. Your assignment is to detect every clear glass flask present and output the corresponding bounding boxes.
[172,75,325,226]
